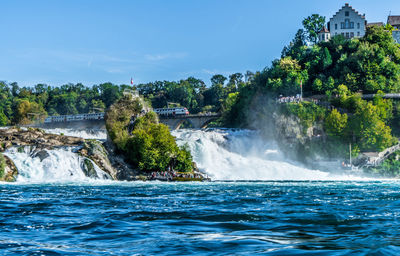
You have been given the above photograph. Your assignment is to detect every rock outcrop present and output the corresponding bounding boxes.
[77,140,120,180]
[0,153,18,182]
[0,127,84,151]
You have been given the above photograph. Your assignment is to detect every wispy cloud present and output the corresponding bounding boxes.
[201,69,234,76]
[145,52,187,61]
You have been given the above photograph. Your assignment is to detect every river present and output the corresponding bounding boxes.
[1,128,398,255]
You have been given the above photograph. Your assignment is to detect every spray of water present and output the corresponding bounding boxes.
[172,129,367,181]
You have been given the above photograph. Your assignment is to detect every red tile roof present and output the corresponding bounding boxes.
[319,26,330,33]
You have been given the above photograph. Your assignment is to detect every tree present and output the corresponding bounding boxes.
[99,82,122,108]
[282,29,306,58]
[228,73,244,91]
[302,14,326,44]
[324,109,348,138]
[0,111,9,126]
[210,74,227,86]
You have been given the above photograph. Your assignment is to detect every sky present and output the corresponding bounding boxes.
[0,0,399,87]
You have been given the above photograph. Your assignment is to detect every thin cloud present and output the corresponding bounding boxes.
[201,69,233,76]
[145,52,187,61]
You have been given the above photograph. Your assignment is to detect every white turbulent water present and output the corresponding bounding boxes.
[43,128,107,140]
[3,127,367,182]
[4,146,108,183]
[172,129,366,181]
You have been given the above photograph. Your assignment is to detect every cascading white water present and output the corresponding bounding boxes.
[172,129,365,181]
[4,146,109,183]
[43,128,107,140]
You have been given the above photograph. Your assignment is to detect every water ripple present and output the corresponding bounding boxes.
[1,181,400,255]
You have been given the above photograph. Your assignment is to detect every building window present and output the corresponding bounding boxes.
[341,19,354,29]
[350,32,354,38]
[357,31,360,36]
[346,32,349,38]
[345,11,349,16]
[341,32,344,36]
[357,23,360,29]
[335,24,338,29]
[335,32,337,35]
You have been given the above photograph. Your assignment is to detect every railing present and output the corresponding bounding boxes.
[362,93,400,99]
[44,113,105,123]
[158,113,221,119]
[362,142,400,167]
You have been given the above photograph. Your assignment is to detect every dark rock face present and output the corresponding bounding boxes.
[32,150,50,162]
[81,158,99,179]
[77,140,119,180]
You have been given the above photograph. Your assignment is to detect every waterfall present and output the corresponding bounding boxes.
[172,129,365,181]
[4,146,110,183]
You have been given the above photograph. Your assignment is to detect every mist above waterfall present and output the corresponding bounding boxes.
[172,129,366,181]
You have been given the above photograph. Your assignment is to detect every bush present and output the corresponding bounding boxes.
[106,98,194,173]
[0,153,6,179]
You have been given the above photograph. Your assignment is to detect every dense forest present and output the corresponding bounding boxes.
[0,72,252,126]
[223,15,400,175]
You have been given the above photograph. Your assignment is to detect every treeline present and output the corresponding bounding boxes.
[135,73,253,114]
[0,72,252,126]
[0,82,127,125]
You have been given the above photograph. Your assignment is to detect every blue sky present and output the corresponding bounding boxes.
[0,0,398,87]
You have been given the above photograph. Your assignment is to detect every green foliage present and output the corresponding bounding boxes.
[324,109,348,138]
[281,102,326,129]
[302,14,326,44]
[349,101,394,151]
[0,81,127,126]
[0,153,5,179]
[105,96,143,151]
[106,100,193,173]
[0,111,9,126]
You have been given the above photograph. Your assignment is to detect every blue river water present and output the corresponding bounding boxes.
[1,181,400,255]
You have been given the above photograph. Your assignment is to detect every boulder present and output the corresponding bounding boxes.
[32,150,50,162]
[0,154,18,182]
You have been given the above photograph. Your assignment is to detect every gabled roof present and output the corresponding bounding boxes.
[330,3,366,21]
[388,15,400,26]
[319,26,330,33]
